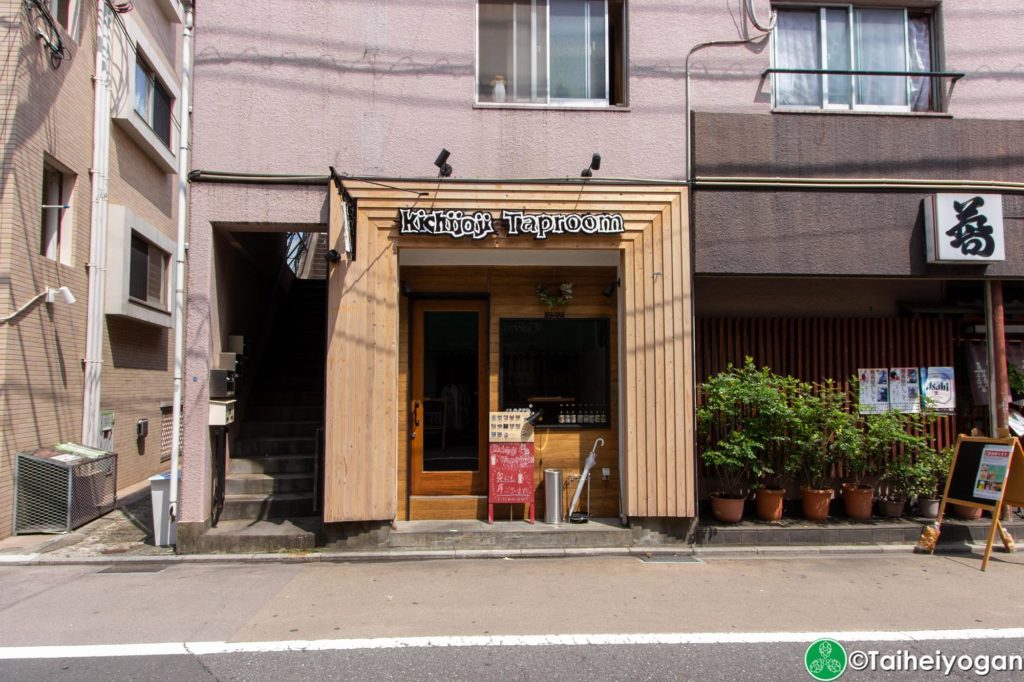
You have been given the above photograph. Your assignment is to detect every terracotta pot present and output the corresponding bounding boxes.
[879,498,905,518]
[918,495,940,519]
[709,494,745,524]
[843,485,874,520]
[801,487,832,522]
[754,488,785,522]
[949,502,983,520]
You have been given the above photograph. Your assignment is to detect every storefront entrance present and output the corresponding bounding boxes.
[410,300,488,496]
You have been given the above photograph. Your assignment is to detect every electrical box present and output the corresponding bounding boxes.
[136,418,149,439]
[227,335,245,355]
[209,369,236,398]
[219,352,240,373]
[209,400,236,426]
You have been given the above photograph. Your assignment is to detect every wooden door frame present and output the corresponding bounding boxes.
[409,298,489,495]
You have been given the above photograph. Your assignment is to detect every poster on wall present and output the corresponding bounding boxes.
[858,368,889,414]
[921,367,956,413]
[974,443,1013,501]
[888,367,922,413]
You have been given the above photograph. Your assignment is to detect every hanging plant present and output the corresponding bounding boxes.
[536,282,573,309]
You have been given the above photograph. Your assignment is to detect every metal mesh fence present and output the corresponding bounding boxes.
[14,450,117,534]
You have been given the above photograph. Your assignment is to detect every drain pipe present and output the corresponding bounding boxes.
[82,0,113,447]
[169,2,195,530]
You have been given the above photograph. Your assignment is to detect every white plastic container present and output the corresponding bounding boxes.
[149,472,178,546]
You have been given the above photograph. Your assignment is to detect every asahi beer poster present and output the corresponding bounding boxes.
[888,367,922,413]
[974,444,1012,501]
[858,368,889,414]
[921,367,956,413]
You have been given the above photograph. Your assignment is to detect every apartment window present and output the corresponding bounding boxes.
[49,0,70,29]
[129,232,169,309]
[40,160,74,264]
[477,0,627,106]
[134,57,173,147]
[773,6,935,112]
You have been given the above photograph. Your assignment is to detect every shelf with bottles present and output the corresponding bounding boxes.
[551,402,610,429]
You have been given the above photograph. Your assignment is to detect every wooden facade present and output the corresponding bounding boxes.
[325,181,694,523]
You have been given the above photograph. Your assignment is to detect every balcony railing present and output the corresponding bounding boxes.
[762,67,965,84]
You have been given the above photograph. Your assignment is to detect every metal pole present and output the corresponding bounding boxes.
[169,4,195,531]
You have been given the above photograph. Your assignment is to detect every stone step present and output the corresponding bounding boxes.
[229,454,315,475]
[241,420,322,438]
[250,390,324,407]
[385,518,634,550]
[235,436,316,457]
[219,492,316,521]
[225,472,315,495]
[253,376,325,391]
[194,518,320,553]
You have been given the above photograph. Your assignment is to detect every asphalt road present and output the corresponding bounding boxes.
[0,552,1022,680]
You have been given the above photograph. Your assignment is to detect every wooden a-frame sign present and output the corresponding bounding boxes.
[933,435,1024,571]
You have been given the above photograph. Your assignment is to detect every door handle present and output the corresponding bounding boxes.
[411,401,420,440]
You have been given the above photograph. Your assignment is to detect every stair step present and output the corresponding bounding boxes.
[251,390,324,406]
[193,518,320,554]
[241,420,321,438]
[248,405,323,421]
[219,492,316,521]
[229,454,315,474]
[235,436,316,457]
[225,472,315,495]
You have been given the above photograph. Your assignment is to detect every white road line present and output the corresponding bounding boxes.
[2,628,1024,660]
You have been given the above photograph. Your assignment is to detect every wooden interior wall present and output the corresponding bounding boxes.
[398,266,619,520]
[695,317,958,478]
[327,181,693,523]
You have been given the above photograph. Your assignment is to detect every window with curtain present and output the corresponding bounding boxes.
[134,56,174,147]
[773,6,935,112]
[477,0,627,106]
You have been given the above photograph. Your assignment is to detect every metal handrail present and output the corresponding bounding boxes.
[762,67,965,83]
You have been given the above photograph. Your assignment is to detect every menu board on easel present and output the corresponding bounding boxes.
[487,411,535,524]
[934,435,1024,571]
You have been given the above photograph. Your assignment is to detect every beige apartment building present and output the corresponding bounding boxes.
[0,0,186,538]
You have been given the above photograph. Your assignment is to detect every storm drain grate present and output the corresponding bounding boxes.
[97,564,171,574]
[637,554,703,564]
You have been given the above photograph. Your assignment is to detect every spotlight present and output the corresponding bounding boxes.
[601,280,619,298]
[434,148,452,178]
[325,249,342,263]
[401,281,413,297]
[581,153,601,178]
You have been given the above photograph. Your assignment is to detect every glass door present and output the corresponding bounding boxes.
[410,300,488,495]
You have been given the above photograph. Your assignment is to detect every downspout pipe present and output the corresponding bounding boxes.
[169,2,195,532]
[82,0,113,447]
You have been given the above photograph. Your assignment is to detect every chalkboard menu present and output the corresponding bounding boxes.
[488,442,535,504]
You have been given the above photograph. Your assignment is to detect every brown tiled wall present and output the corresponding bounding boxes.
[0,2,181,538]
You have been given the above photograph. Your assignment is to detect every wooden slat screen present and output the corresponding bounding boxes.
[695,317,958,467]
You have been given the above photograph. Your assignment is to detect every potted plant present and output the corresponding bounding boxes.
[913,445,953,518]
[787,380,861,522]
[698,359,795,522]
[875,411,938,518]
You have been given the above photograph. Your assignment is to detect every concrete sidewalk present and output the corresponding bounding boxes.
[0,483,1010,567]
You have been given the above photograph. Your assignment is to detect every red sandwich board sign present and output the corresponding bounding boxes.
[488,411,535,524]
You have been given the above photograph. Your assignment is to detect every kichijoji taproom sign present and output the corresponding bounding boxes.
[924,194,1006,264]
[398,208,625,240]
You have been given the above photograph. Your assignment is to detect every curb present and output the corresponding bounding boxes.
[0,542,988,566]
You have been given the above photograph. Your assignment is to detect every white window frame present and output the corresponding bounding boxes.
[111,14,180,173]
[128,230,170,309]
[48,0,81,40]
[40,157,75,265]
[771,4,936,113]
[105,205,175,327]
[134,56,174,148]
[475,0,613,108]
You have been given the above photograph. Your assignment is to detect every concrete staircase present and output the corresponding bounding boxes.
[201,279,325,552]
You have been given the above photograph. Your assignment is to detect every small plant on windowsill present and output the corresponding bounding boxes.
[536,282,573,310]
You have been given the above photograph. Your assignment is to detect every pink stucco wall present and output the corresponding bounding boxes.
[189,0,1024,180]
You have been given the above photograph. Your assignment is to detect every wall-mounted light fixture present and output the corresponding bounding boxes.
[325,249,342,263]
[434,149,453,178]
[1,285,76,323]
[401,281,413,297]
[581,153,601,178]
[601,279,620,298]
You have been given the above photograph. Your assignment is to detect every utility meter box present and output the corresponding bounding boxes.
[209,399,236,426]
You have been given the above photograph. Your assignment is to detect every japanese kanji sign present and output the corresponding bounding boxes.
[924,193,1005,264]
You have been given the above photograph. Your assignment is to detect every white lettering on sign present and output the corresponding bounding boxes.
[398,209,495,240]
[503,210,625,240]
